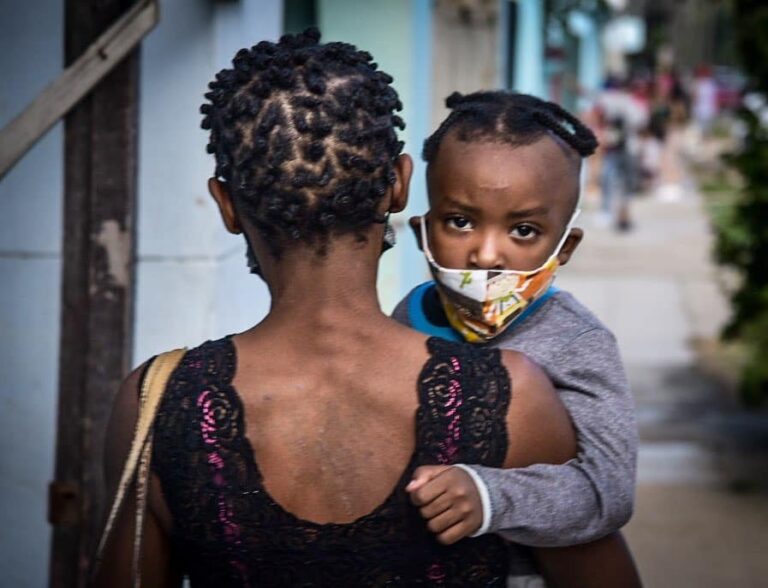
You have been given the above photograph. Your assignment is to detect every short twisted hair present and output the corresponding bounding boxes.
[201,28,405,256]
[423,91,598,163]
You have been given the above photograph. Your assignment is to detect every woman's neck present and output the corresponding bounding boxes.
[260,238,389,331]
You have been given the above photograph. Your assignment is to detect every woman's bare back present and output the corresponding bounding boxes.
[231,321,432,523]
[230,317,575,525]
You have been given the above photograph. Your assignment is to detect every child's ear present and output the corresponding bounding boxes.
[208,178,242,235]
[409,216,424,251]
[558,228,583,266]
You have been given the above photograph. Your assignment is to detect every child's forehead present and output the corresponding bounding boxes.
[428,134,580,191]
[427,134,580,216]
[432,132,580,172]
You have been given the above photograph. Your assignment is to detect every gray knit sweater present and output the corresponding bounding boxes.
[392,284,638,548]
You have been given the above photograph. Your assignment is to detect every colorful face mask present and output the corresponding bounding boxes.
[420,209,580,343]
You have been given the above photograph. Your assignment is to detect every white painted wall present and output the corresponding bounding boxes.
[318,0,434,309]
[133,0,283,362]
[0,0,63,584]
[0,1,284,584]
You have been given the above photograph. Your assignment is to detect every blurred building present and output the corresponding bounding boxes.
[626,0,738,73]
[0,1,617,584]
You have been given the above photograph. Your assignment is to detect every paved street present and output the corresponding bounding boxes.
[558,166,768,587]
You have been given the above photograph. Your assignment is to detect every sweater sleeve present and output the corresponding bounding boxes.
[467,327,638,547]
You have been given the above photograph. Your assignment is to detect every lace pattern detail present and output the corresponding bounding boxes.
[152,336,511,586]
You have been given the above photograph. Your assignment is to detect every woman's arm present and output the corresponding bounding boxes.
[469,328,637,546]
[499,358,641,587]
[93,364,182,588]
[534,532,642,588]
[499,349,578,468]
[408,349,578,544]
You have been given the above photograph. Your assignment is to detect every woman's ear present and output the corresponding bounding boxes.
[389,154,413,214]
[208,178,242,235]
[557,228,583,266]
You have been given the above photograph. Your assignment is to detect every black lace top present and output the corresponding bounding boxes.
[152,336,512,587]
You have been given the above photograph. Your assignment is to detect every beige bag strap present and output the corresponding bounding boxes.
[95,348,186,586]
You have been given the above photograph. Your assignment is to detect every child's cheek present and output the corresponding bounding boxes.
[431,232,468,269]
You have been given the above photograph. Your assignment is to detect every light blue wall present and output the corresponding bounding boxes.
[318,0,432,310]
[319,0,414,133]
[513,0,546,97]
[0,0,63,584]
[401,0,433,296]
[568,10,602,111]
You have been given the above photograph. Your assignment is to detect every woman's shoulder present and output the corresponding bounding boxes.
[424,336,542,383]
[105,337,235,460]
[148,335,237,390]
[497,347,578,468]
[179,334,235,367]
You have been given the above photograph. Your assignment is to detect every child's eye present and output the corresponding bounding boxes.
[446,216,474,231]
[510,224,540,240]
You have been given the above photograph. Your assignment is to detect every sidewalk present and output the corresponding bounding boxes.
[558,173,768,587]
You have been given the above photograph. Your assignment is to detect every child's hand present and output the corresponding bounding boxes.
[405,465,483,545]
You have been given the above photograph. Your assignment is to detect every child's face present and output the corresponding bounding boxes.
[420,133,583,272]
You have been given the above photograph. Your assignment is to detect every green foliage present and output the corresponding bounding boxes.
[734,0,768,95]
[716,0,768,404]
[741,293,768,406]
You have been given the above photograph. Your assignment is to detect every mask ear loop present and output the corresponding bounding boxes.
[419,216,439,265]
[549,158,584,262]
[553,207,581,256]
[531,207,581,276]
[546,159,584,261]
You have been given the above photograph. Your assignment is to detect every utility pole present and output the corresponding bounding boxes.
[49,0,140,584]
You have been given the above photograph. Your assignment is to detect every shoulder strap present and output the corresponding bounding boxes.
[95,348,186,585]
[419,339,510,467]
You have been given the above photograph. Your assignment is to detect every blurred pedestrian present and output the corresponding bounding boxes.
[596,77,635,231]
[637,125,663,191]
[668,70,690,127]
[693,64,719,137]
[654,71,689,203]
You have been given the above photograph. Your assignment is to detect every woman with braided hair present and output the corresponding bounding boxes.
[95,29,581,587]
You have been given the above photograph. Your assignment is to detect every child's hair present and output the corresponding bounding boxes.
[201,28,405,256]
[423,91,598,163]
